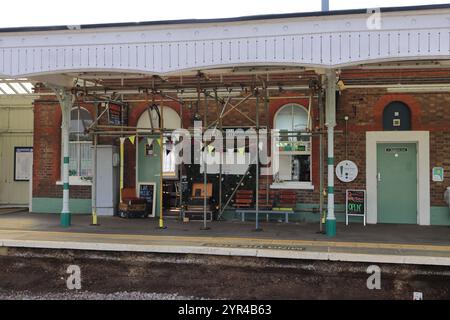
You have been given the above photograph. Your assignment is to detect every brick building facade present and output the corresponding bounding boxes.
[31,73,450,225]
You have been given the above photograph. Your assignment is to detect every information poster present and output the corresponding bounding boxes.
[108,103,128,126]
[14,147,33,181]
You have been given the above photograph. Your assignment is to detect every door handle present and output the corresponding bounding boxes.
[377,172,381,182]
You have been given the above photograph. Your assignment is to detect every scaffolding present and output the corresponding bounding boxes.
[64,71,330,231]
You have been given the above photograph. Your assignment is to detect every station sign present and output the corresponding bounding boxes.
[336,160,358,183]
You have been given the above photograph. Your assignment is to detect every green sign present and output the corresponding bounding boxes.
[432,167,444,182]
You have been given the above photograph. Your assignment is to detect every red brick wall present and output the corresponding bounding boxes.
[32,101,93,200]
[334,89,450,207]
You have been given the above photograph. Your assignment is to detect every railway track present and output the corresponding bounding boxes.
[0,247,449,300]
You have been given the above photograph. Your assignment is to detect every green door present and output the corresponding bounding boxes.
[377,143,417,224]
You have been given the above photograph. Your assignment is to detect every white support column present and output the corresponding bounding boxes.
[52,87,73,228]
[325,69,337,237]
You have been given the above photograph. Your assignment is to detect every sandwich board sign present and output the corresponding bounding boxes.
[138,182,156,218]
[346,189,366,226]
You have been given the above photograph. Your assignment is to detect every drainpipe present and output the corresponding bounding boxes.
[325,69,337,237]
[322,0,330,12]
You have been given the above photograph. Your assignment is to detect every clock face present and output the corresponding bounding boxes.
[336,160,358,183]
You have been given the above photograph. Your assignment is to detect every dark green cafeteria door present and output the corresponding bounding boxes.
[376,143,417,224]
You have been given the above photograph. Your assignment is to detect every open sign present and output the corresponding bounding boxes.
[346,190,367,226]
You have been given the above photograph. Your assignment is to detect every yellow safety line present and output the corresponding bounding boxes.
[0,229,449,252]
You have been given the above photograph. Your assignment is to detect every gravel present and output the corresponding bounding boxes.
[0,291,205,300]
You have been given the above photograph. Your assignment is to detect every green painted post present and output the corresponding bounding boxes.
[325,70,337,238]
[58,89,72,228]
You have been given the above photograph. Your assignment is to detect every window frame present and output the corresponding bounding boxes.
[59,106,94,185]
[272,103,313,190]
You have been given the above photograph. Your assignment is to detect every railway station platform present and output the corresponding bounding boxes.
[0,212,449,266]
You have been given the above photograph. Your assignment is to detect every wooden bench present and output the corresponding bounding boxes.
[234,189,297,223]
[257,189,277,210]
[233,190,254,209]
[185,182,214,221]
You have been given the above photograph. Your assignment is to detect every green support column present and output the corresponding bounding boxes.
[325,70,337,237]
[51,86,73,228]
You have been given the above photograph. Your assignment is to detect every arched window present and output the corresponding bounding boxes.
[383,102,411,131]
[275,104,310,132]
[69,107,93,178]
[273,104,312,186]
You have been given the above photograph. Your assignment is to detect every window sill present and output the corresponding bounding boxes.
[270,182,314,190]
[56,177,92,186]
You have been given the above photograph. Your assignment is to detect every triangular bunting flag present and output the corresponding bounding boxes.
[238,147,245,155]
[147,138,154,147]
[129,136,136,145]
[208,145,215,154]
[119,137,126,144]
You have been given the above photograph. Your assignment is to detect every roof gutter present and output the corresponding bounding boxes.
[0,4,449,33]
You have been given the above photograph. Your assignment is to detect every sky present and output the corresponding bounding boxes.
[0,0,448,28]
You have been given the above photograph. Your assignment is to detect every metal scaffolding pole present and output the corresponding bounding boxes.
[179,93,184,220]
[91,132,99,226]
[202,90,210,230]
[205,93,253,130]
[119,137,125,204]
[217,165,252,219]
[264,86,270,208]
[159,94,166,229]
[214,90,224,219]
[255,90,262,232]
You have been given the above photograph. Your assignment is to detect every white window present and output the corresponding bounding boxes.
[273,104,313,189]
[163,138,177,178]
[69,107,93,178]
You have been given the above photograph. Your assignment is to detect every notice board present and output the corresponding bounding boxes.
[14,147,33,181]
[108,102,128,126]
[345,189,366,226]
[138,182,156,217]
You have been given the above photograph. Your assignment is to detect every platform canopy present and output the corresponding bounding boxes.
[1,4,450,86]
[0,78,34,95]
